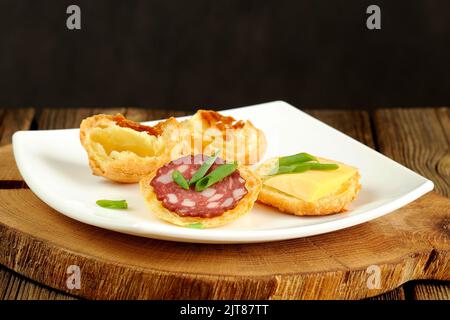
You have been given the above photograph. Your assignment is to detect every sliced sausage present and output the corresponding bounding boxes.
[150,155,247,218]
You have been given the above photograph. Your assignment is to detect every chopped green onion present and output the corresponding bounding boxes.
[96,199,128,209]
[279,152,317,166]
[187,223,204,229]
[269,162,339,175]
[292,163,314,172]
[195,163,238,192]
[269,166,287,175]
[189,150,221,185]
[172,170,189,190]
[309,163,339,171]
[270,163,312,175]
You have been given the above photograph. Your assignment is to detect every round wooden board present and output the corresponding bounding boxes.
[0,145,449,299]
[0,188,448,299]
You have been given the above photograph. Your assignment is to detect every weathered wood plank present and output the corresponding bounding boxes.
[37,108,127,130]
[0,108,35,146]
[0,110,32,296]
[374,108,449,197]
[305,110,375,148]
[305,110,408,300]
[1,108,131,300]
[373,108,450,300]
[0,109,33,186]
[0,107,185,300]
[0,145,24,184]
[0,266,13,299]
[36,107,191,130]
[370,287,406,300]
[1,188,448,300]
[0,266,75,300]
[125,108,191,122]
[412,281,450,300]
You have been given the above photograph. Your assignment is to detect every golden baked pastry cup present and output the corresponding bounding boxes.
[80,114,180,183]
[179,110,267,165]
[254,158,361,216]
[139,165,262,228]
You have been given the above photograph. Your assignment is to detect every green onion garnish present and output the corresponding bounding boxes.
[172,170,189,190]
[269,165,293,175]
[292,163,314,172]
[195,163,238,192]
[189,150,221,186]
[278,152,317,166]
[187,223,204,229]
[270,163,312,175]
[96,199,128,209]
[269,154,339,175]
[309,163,339,171]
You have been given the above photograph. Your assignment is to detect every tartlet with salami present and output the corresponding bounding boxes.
[140,154,262,228]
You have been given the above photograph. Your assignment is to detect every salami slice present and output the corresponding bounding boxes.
[150,155,248,218]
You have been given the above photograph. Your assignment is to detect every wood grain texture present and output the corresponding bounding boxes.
[373,107,450,300]
[0,268,75,300]
[125,108,192,123]
[412,282,450,300]
[0,108,32,193]
[305,110,375,149]
[0,186,448,299]
[369,287,406,300]
[0,108,448,300]
[0,145,24,185]
[374,108,450,197]
[37,108,127,130]
[0,108,37,299]
[0,108,34,146]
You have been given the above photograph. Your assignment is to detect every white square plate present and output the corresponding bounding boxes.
[12,101,434,243]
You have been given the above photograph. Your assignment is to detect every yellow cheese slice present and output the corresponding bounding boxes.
[263,159,357,202]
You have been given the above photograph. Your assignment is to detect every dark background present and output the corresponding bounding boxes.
[1,0,450,110]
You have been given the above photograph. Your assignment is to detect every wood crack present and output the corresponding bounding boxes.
[368,110,380,151]
[423,248,438,274]
[0,181,28,189]
[306,238,350,270]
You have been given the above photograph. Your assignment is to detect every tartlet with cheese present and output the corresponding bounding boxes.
[254,157,361,216]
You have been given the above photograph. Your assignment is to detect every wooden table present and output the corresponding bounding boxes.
[0,107,448,300]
